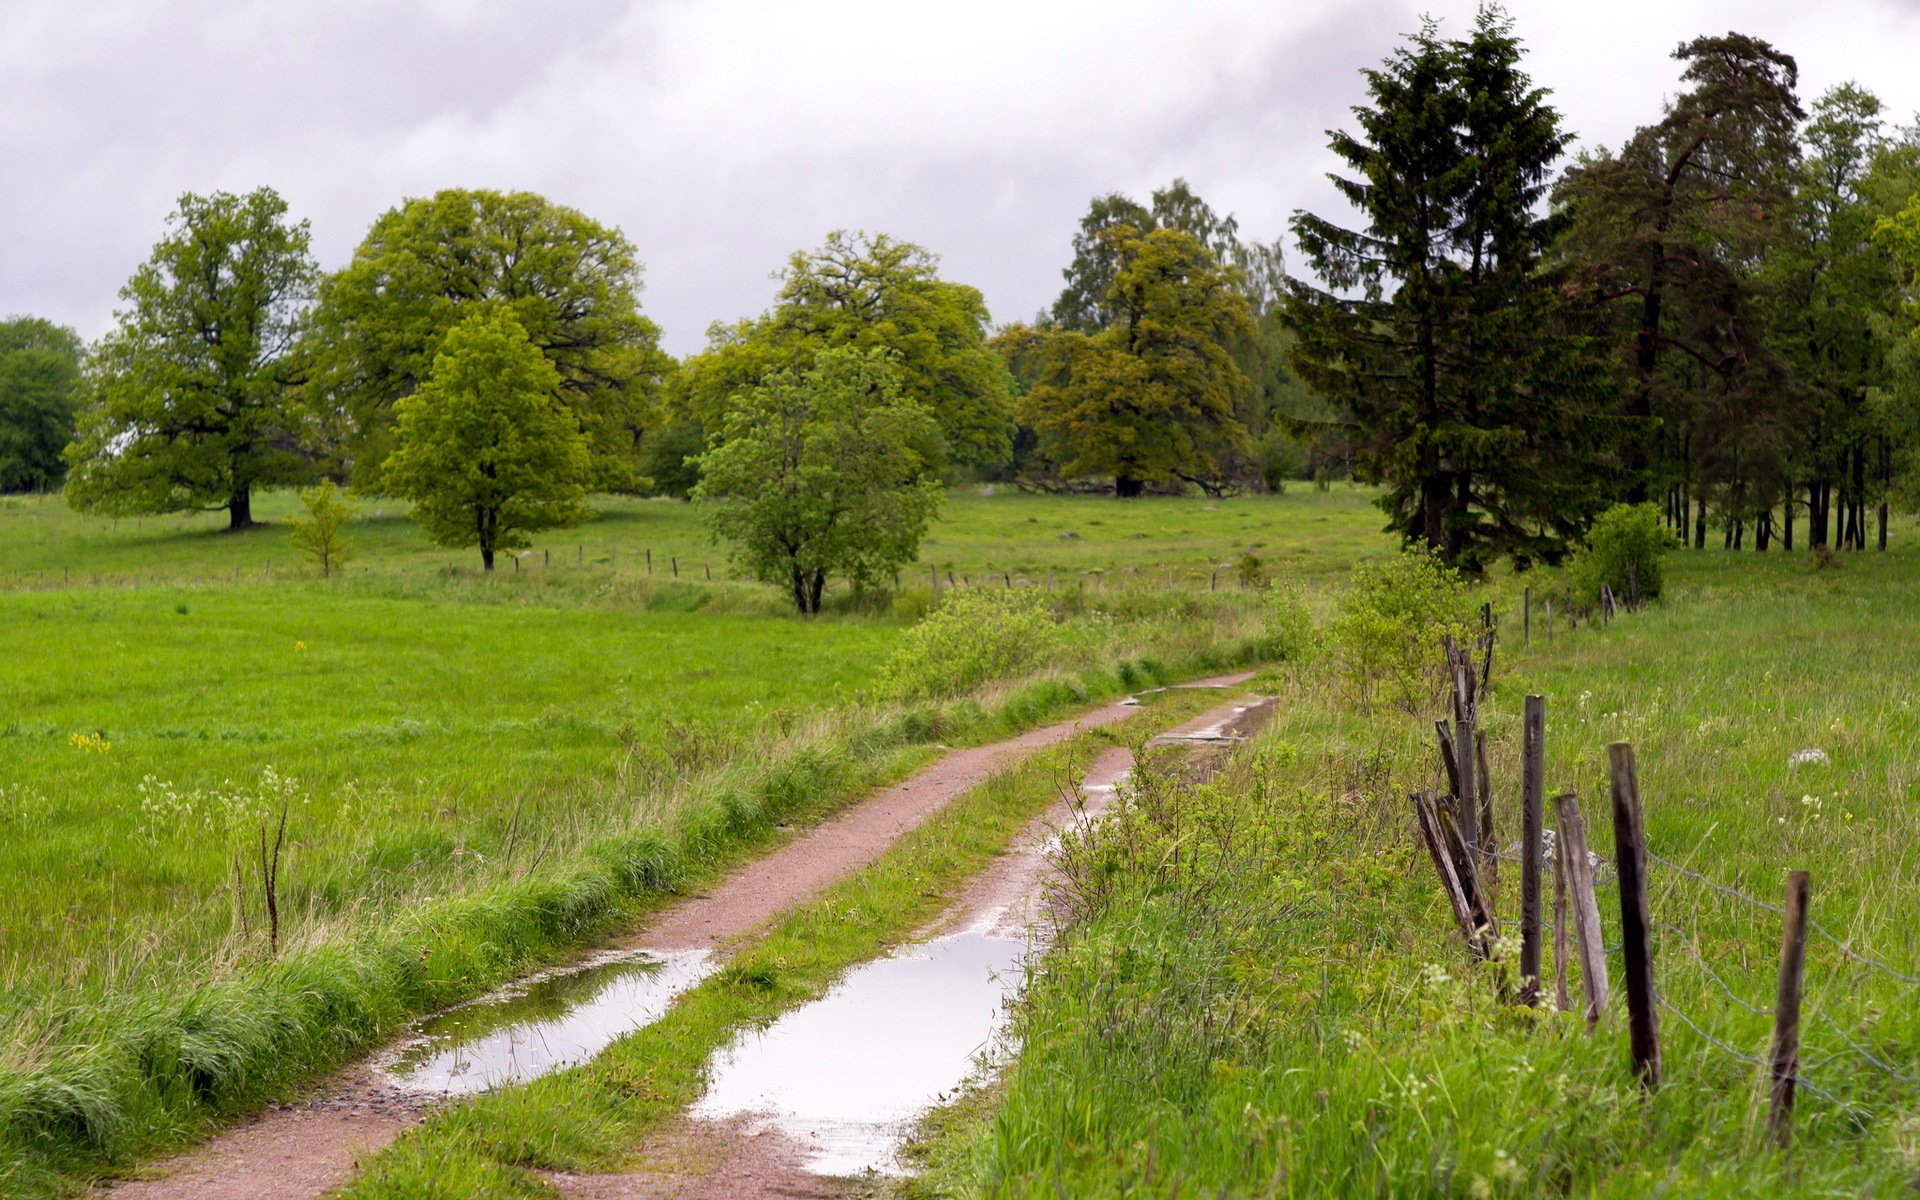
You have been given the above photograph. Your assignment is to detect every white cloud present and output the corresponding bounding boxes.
[4,0,1919,354]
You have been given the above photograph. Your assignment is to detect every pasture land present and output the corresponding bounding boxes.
[0,485,1380,1196]
[911,546,1920,1196]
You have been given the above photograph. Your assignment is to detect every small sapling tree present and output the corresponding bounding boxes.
[286,481,357,577]
[384,310,593,571]
[693,346,942,614]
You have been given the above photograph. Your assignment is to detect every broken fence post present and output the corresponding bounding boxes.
[1553,791,1608,1027]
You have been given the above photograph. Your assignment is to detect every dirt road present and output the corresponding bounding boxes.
[103,676,1255,1199]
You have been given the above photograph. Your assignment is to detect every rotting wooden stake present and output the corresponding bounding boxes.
[1553,792,1608,1026]
[1412,793,1483,957]
[1768,870,1811,1149]
[1553,836,1571,1012]
[1609,741,1660,1089]
[1519,694,1545,1004]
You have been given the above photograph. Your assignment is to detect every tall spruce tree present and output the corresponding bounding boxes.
[1288,8,1606,569]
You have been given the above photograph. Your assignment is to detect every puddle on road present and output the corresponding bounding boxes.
[381,949,715,1095]
[693,926,1030,1177]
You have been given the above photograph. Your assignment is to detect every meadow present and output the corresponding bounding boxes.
[909,543,1920,1196]
[0,484,1372,1195]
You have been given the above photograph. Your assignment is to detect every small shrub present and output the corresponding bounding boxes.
[1569,503,1679,604]
[1258,583,1320,664]
[1329,548,1474,712]
[286,482,358,578]
[891,584,936,622]
[1235,550,1268,590]
[876,589,1064,701]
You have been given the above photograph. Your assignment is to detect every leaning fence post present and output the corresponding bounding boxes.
[1519,695,1546,1004]
[1553,792,1608,1026]
[1767,870,1811,1149]
[1412,793,1483,957]
[1609,741,1660,1089]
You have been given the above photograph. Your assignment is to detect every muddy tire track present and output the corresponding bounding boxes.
[100,675,1255,1199]
[547,694,1276,1200]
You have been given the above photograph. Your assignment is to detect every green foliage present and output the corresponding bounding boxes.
[64,189,316,530]
[1328,548,1473,711]
[1020,226,1255,495]
[675,232,1015,472]
[692,346,944,614]
[286,482,358,577]
[0,317,83,493]
[1291,9,1614,571]
[1261,582,1320,664]
[877,589,1066,701]
[1234,550,1267,590]
[1568,502,1680,602]
[384,311,593,570]
[305,188,670,492]
[637,419,704,498]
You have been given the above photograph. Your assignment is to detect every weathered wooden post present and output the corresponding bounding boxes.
[1767,870,1811,1149]
[1519,695,1546,1004]
[672,556,679,578]
[1609,742,1660,1089]
[1554,792,1609,1026]
[1523,586,1531,648]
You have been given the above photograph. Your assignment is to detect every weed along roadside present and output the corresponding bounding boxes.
[901,557,1920,1197]
[92,679,1258,1199]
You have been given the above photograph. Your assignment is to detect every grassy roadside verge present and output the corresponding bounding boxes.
[334,686,1238,1199]
[0,639,1266,1200]
[904,568,1920,1197]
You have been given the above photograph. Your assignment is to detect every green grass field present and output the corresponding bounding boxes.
[0,484,1379,1196]
[909,546,1920,1196]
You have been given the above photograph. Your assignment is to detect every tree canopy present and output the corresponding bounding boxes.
[383,309,593,571]
[1289,8,1612,569]
[674,231,1014,472]
[306,188,670,492]
[1019,225,1256,496]
[692,345,943,614]
[65,188,316,530]
[0,316,83,493]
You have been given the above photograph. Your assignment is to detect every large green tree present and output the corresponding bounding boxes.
[1556,33,1803,532]
[674,231,1014,472]
[1019,225,1255,496]
[1289,9,1608,568]
[0,317,83,493]
[384,309,593,571]
[692,346,943,614]
[306,189,670,491]
[65,189,316,531]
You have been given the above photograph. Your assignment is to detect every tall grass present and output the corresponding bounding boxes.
[910,549,1920,1197]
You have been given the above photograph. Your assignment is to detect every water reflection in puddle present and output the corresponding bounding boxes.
[694,926,1029,1177]
[382,949,715,1095]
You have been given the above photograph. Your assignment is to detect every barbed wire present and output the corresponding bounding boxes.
[1658,922,1772,1016]
[1647,852,1920,986]
[1656,994,1854,1111]
[1809,1006,1920,1086]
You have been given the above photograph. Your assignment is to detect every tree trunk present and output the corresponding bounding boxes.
[808,571,826,614]
[1783,481,1794,552]
[1693,490,1707,550]
[481,546,495,571]
[789,564,810,614]
[1115,475,1143,499]
[227,488,254,532]
[1811,480,1830,549]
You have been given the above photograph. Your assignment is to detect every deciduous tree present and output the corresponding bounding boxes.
[0,316,83,493]
[692,346,942,614]
[676,232,1014,472]
[65,189,315,531]
[306,189,670,492]
[384,310,592,571]
[1021,226,1255,496]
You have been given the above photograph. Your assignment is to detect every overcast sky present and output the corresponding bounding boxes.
[5,0,1920,356]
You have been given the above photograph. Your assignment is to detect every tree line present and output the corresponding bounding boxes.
[8,3,1920,606]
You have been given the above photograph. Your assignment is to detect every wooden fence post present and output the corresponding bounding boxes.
[1475,729,1495,885]
[672,556,679,578]
[1519,695,1546,1004]
[1546,599,1554,645]
[1412,792,1483,957]
[1553,838,1572,1012]
[1609,741,1660,1089]
[1767,870,1811,1149]
[1553,792,1609,1026]
[931,563,939,592]
[1523,586,1531,648]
